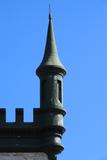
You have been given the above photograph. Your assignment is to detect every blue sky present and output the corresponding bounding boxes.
[0,0,107,160]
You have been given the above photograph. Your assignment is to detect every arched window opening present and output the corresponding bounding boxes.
[57,80,62,103]
[41,80,47,104]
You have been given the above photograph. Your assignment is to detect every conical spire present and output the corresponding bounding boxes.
[36,11,66,76]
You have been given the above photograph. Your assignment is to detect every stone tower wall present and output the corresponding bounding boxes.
[0,153,49,160]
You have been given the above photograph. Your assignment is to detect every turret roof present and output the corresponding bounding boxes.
[36,12,66,76]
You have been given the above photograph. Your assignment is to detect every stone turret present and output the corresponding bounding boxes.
[36,12,67,158]
[36,12,66,110]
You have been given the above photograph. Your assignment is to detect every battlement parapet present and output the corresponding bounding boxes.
[0,108,38,126]
[0,107,65,156]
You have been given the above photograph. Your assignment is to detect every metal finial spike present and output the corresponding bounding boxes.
[49,4,51,14]
[49,4,52,20]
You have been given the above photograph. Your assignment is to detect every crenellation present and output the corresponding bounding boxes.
[16,108,24,123]
[0,108,6,124]
[33,108,37,123]
[0,108,39,126]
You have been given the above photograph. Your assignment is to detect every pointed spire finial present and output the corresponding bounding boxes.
[36,7,66,76]
[49,4,52,20]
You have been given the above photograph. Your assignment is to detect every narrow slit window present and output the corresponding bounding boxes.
[58,80,62,103]
[41,80,46,103]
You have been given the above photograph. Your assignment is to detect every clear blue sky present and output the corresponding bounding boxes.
[0,0,107,160]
